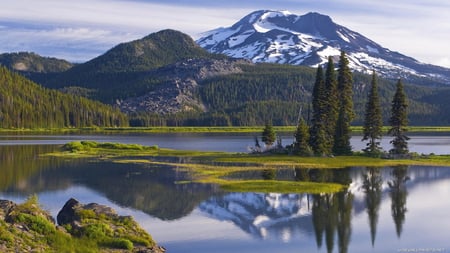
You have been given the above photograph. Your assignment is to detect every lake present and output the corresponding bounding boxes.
[1,133,449,253]
[2,132,450,154]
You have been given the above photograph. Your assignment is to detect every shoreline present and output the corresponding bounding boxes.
[46,141,450,194]
[2,126,450,134]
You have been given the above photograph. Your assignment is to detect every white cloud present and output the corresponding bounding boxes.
[436,58,450,68]
[1,0,449,67]
[0,0,252,61]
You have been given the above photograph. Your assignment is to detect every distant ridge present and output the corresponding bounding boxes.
[0,52,73,73]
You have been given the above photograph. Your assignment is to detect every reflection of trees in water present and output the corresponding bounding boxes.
[3,158,218,220]
[389,165,409,238]
[311,168,353,253]
[312,191,353,253]
[0,145,66,191]
[261,169,276,180]
[362,167,382,246]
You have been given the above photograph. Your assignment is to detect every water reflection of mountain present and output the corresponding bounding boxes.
[2,155,218,220]
[200,193,314,240]
[198,166,450,251]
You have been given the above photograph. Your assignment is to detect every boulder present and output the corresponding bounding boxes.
[0,199,17,220]
[56,198,165,252]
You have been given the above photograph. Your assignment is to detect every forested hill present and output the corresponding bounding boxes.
[10,29,450,126]
[0,52,73,73]
[0,67,128,128]
[31,29,226,103]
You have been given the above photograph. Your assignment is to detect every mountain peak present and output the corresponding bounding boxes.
[197,10,450,84]
[302,11,332,20]
[63,29,216,76]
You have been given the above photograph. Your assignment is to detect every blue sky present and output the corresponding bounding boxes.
[1,0,449,67]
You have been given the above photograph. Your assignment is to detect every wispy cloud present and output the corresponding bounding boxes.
[1,0,449,67]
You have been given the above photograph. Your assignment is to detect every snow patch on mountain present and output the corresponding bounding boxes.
[337,30,350,43]
[197,10,450,85]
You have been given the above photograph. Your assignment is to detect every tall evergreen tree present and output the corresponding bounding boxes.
[333,51,355,155]
[362,71,383,156]
[293,118,312,156]
[310,66,328,155]
[324,56,339,153]
[262,122,276,148]
[388,79,409,155]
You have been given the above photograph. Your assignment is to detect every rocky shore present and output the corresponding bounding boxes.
[0,197,165,253]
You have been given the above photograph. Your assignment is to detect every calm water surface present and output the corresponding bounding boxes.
[1,132,450,154]
[1,133,450,253]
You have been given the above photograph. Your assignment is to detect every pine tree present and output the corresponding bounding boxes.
[388,79,409,155]
[262,122,276,148]
[362,71,383,156]
[309,66,328,155]
[293,118,312,156]
[324,56,339,153]
[333,51,354,155]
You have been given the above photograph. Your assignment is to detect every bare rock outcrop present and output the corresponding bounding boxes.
[118,58,251,114]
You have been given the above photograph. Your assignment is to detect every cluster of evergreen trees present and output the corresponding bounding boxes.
[0,67,128,128]
[292,51,409,156]
[128,60,435,128]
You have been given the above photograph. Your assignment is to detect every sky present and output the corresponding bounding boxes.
[1,0,449,67]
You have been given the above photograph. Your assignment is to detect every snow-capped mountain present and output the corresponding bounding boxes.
[197,10,450,84]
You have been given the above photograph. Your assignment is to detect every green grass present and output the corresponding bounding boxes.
[47,141,450,194]
[212,153,440,168]
[220,180,345,194]
[1,195,156,252]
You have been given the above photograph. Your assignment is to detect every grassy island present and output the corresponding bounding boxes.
[48,141,450,194]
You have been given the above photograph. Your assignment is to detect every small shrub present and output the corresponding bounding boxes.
[47,230,75,252]
[63,141,85,152]
[18,194,40,211]
[77,209,96,219]
[0,222,14,243]
[82,223,112,239]
[80,141,99,148]
[101,238,134,250]
[124,235,152,247]
[15,213,56,235]
[98,142,144,150]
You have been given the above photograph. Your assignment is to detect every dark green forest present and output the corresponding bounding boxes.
[191,64,449,126]
[2,29,450,127]
[129,63,450,127]
[0,67,128,128]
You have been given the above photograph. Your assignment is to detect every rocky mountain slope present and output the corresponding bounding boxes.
[197,10,450,85]
[117,58,249,114]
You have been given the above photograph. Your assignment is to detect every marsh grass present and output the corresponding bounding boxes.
[49,141,450,194]
[213,154,431,168]
[220,180,345,194]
